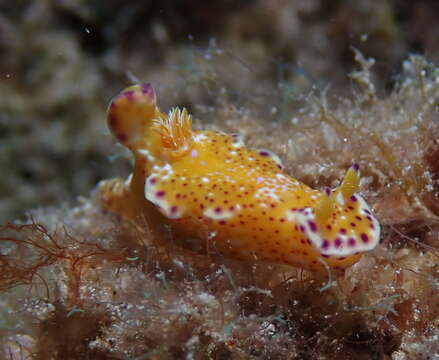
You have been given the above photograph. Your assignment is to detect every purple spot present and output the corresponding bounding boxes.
[149,177,157,185]
[352,163,360,172]
[141,83,155,100]
[348,238,356,247]
[214,207,222,214]
[350,195,357,202]
[340,228,347,234]
[299,225,305,232]
[360,233,369,243]
[366,215,373,221]
[325,187,331,196]
[308,221,317,232]
[322,240,330,249]
[364,209,371,215]
[259,151,270,157]
[232,134,242,142]
[124,90,135,101]
[118,133,128,142]
[335,238,342,248]
[108,113,117,127]
[141,83,152,93]
[277,164,284,170]
[322,254,330,258]
[155,191,166,198]
[170,206,178,214]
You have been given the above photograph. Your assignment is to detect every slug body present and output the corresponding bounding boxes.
[100,84,380,272]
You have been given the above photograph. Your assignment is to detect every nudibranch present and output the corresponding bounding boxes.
[99,83,380,273]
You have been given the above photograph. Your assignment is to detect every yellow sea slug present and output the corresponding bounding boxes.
[99,83,380,273]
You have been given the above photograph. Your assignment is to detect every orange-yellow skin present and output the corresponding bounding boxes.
[100,84,380,273]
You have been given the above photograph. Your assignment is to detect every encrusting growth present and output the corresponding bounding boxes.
[99,83,381,273]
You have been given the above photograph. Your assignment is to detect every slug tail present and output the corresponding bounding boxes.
[107,83,165,150]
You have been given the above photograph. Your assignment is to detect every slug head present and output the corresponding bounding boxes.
[295,165,380,266]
